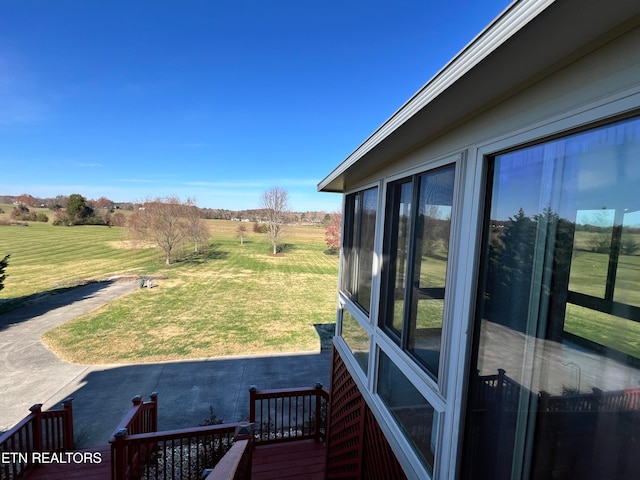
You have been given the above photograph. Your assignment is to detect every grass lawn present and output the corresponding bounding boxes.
[1,218,338,363]
[0,223,161,306]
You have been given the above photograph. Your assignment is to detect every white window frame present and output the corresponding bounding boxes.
[338,181,382,322]
[451,86,640,479]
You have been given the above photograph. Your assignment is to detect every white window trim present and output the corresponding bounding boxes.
[339,181,382,320]
[374,153,463,399]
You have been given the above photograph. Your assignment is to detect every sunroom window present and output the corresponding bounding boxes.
[462,115,640,480]
[341,187,378,314]
[377,350,438,475]
[379,166,455,378]
[341,309,370,375]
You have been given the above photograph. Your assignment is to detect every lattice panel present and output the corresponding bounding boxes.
[325,347,363,478]
[362,406,408,480]
[325,346,407,480]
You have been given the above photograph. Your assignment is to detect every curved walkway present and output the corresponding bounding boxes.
[0,281,139,434]
[0,281,330,447]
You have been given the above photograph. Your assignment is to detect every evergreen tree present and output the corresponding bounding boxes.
[0,254,9,292]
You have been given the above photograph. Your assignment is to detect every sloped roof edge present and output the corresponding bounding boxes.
[317,0,553,193]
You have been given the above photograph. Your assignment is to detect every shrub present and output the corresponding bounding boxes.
[324,212,342,251]
[111,212,126,227]
[11,207,37,222]
[0,254,9,292]
[36,213,49,223]
[621,236,639,256]
[253,221,268,234]
[53,209,71,226]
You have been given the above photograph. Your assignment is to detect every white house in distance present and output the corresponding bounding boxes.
[318,0,640,479]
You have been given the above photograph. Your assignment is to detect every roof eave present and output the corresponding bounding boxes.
[318,0,553,193]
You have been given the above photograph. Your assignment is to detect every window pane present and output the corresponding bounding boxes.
[341,310,370,375]
[570,209,614,298]
[341,188,378,314]
[378,351,437,474]
[463,116,640,480]
[615,210,640,308]
[381,180,413,338]
[356,188,378,312]
[341,193,358,299]
[408,167,455,377]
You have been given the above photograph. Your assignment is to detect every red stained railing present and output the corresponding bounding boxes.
[0,398,74,480]
[110,393,246,480]
[111,423,242,480]
[249,384,329,445]
[197,433,253,480]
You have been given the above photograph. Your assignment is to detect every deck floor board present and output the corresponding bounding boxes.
[252,439,326,480]
[21,446,111,480]
[18,439,326,479]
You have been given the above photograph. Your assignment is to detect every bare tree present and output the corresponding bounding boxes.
[260,187,289,255]
[183,198,209,253]
[236,223,248,245]
[127,196,193,265]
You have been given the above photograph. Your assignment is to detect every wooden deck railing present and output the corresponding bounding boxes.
[0,398,74,480]
[114,393,158,437]
[109,392,246,480]
[112,423,243,480]
[249,384,329,445]
[202,430,253,480]
[109,393,158,480]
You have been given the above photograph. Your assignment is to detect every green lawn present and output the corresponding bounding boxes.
[1,219,338,363]
[0,222,160,304]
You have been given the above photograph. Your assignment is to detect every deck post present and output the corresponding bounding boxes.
[314,383,322,442]
[150,392,158,432]
[29,404,44,452]
[111,428,128,480]
[249,386,257,424]
[132,395,143,406]
[62,397,75,450]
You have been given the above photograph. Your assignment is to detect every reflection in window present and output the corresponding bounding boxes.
[615,210,640,308]
[377,351,437,474]
[380,166,455,378]
[342,187,378,314]
[462,116,640,480]
[341,310,370,375]
[381,180,413,336]
[569,209,614,298]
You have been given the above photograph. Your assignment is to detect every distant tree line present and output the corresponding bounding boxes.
[201,207,331,225]
[0,194,137,212]
[1,194,334,226]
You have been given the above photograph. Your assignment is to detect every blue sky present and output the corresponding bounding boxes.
[0,0,511,211]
